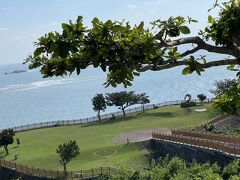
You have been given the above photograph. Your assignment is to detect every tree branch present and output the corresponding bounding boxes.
[159,36,240,57]
[180,46,201,57]
[138,58,240,72]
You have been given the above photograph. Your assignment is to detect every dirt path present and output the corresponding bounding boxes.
[112,128,171,143]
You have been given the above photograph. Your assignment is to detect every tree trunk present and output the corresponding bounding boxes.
[142,104,145,112]
[97,111,101,121]
[121,106,126,116]
[4,145,8,155]
[63,164,67,178]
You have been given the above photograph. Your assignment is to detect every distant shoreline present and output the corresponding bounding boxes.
[4,70,27,75]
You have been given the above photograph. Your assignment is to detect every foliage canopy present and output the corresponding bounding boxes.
[26,0,240,114]
[0,129,15,155]
[26,0,240,87]
[92,93,107,120]
[56,140,80,172]
[105,91,139,116]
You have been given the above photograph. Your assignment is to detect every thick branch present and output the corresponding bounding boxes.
[159,36,240,57]
[180,46,201,57]
[138,58,240,72]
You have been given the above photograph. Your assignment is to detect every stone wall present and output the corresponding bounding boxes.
[149,139,238,167]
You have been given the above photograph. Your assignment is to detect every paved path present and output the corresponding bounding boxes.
[112,128,171,143]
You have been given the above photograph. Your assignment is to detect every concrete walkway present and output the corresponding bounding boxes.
[112,128,171,143]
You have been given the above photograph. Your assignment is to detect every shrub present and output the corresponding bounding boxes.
[197,94,207,103]
[222,160,240,179]
[180,101,196,108]
[205,124,215,132]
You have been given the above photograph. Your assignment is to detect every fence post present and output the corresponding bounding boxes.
[51,169,53,178]
[234,145,236,156]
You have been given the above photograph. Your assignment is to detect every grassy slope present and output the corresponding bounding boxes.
[1,104,214,171]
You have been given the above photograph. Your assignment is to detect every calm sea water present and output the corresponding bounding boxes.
[0,63,236,129]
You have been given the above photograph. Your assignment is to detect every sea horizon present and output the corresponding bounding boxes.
[0,62,236,129]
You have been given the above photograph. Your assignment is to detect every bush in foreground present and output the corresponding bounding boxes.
[180,101,196,108]
[98,157,240,180]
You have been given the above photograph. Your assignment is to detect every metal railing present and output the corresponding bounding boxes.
[171,128,240,145]
[152,132,240,157]
[4,98,213,133]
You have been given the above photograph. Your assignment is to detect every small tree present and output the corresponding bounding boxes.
[105,91,139,116]
[0,129,15,155]
[137,93,150,111]
[213,85,240,115]
[210,79,238,97]
[92,94,107,121]
[197,94,207,104]
[56,140,80,173]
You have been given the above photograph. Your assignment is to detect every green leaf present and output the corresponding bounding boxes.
[62,23,72,32]
[182,67,191,75]
[105,20,112,27]
[133,71,140,76]
[48,43,58,53]
[179,26,190,34]
[196,69,201,75]
[76,16,83,23]
[125,80,132,86]
[113,25,125,32]
[208,15,214,24]
[34,47,44,56]
[227,64,236,70]
[76,66,80,75]
[191,19,198,23]
[137,21,144,30]
[92,17,100,28]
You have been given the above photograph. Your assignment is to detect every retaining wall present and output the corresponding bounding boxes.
[150,139,238,167]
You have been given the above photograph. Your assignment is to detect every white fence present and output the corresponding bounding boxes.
[4,98,213,133]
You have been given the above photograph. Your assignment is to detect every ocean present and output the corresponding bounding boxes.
[0,63,236,129]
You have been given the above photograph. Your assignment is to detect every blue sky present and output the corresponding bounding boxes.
[0,0,224,65]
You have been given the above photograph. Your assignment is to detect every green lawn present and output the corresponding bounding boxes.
[1,104,214,171]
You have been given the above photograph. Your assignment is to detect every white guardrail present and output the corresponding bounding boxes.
[3,98,213,133]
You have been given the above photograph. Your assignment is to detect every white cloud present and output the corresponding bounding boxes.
[127,4,138,8]
[0,27,8,31]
